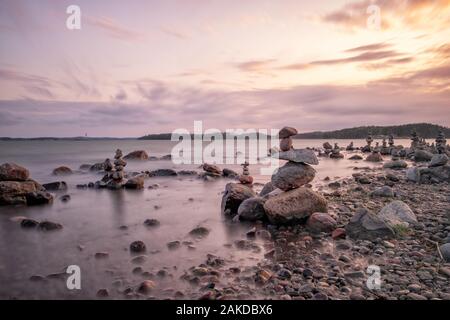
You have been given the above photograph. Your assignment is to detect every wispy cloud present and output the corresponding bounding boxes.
[159,26,188,40]
[235,59,277,72]
[86,16,142,42]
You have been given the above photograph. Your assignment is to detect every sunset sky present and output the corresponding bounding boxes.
[0,0,449,137]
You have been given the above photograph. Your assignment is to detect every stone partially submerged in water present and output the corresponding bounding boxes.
[0,163,29,181]
[124,150,149,160]
[221,183,255,218]
[271,162,316,191]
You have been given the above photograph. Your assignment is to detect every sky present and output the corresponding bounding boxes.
[0,0,449,137]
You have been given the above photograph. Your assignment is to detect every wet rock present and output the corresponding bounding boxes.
[79,164,91,170]
[279,127,298,139]
[89,162,106,171]
[124,176,144,189]
[272,149,319,165]
[259,182,275,197]
[0,180,47,206]
[429,154,448,167]
[20,218,39,228]
[323,142,332,150]
[378,200,417,228]
[42,181,67,191]
[38,221,63,231]
[149,169,177,177]
[221,183,256,218]
[0,163,29,181]
[137,280,156,294]
[414,150,433,162]
[237,197,266,221]
[202,163,222,175]
[130,241,146,253]
[96,289,109,298]
[52,166,72,176]
[131,255,147,264]
[95,252,109,259]
[345,208,395,240]
[264,187,328,224]
[406,167,420,182]
[349,155,363,160]
[280,138,293,151]
[25,191,54,206]
[332,228,346,239]
[60,194,71,202]
[143,219,160,227]
[123,150,149,160]
[222,168,238,178]
[167,241,181,250]
[306,212,337,233]
[365,152,383,162]
[271,162,316,191]
[383,160,407,170]
[189,226,210,238]
[178,170,198,176]
[160,154,172,160]
[371,186,395,198]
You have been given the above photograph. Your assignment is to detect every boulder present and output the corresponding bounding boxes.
[306,212,337,233]
[371,186,395,198]
[271,162,315,191]
[149,169,177,177]
[264,187,328,224]
[222,168,238,178]
[26,192,54,206]
[38,220,62,231]
[237,197,266,221]
[259,181,275,197]
[0,180,48,206]
[202,163,222,175]
[383,160,408,170]
[279,127,298,139]
[378,200,417,228]
[124,176,145,189]
[349,155,363,160]
[189,226,210,238]
[345,208,395,240]
[429,154,448,167]
[406,167,420,182]
[0,163,29,181]
[160,154,172,160]
[52,166,72,176]
[330,152,344,159]
[221,183,256,218]
[90,162,106,171]
[79,164,92,170]
[42,181,67,191]
[418,165,450,183]
[414,150,433,162]
[365,152,383,162]
[272,149,319,165]
[124,150,149,160]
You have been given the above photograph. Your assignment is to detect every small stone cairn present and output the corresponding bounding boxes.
[239,161,253,185]
[330,143,344,159]
[362,132,373,153]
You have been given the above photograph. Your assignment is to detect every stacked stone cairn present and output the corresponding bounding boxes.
[346,141,355,151]
[239,161,253,185]
[380,137,391,155]
[361,132,373,153]
[436,131,447,155]
[330,143,344,159]
[101,149,127,189]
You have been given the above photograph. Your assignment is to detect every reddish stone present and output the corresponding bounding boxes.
[239,175,253,185]
[280,137,293,151]
[332,228,346,239]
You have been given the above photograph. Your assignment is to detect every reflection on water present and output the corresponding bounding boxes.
[0,139,411,299]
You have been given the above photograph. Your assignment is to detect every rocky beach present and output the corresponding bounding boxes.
[0,130,449,300]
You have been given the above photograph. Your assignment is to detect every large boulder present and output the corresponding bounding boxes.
[124,150,149,160]
[0,163,29,181]
[366,152,383,162]
[419,165,450,183]
[237,197,266,221]
[378,200,417,228]
[203,163,222,175]
[345,208,395,240]
[0,180,52,206]
[306,212,337,233]
[222,168,239,178]
[264,187,328,224]
[271,162,316,191]
[414,150,433,162]
[149,169,177,177]
[429,154,448,167]
[406,167,420,182]
[221,183,256,218]
[272,149,319,165]
[52,166,73,176]
[383,160,407,170]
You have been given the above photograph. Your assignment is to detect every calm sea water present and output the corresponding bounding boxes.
[0,139,411,299]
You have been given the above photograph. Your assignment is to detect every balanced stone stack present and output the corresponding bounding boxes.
[361,132,373,153]
[330,143,344,159]
[410,130,420,150]
[380,138,391,155]
[239,161,253,185]
[106,149,127,189]
[0,163,53,206]
[263,127,328,224]
[436,131,447,154]
[346,141,355,151]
